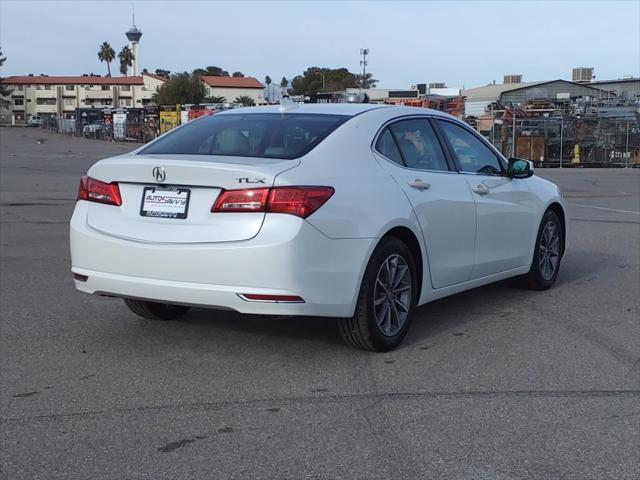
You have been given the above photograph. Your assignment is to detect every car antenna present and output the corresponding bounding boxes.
[279,96,299,113]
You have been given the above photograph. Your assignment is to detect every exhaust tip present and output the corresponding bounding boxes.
[72,272,88,282]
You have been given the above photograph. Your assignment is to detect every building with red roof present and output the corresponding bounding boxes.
[200,76,265,105]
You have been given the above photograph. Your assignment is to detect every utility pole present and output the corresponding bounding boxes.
[359,48,369,90]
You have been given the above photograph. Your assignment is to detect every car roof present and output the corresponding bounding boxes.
[216,103,454,119]
[216,103,387,116]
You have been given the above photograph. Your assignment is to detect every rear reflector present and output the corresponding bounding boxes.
[238,294,305,303]
[72,272,88,282]
[212,187,334,219]
[77,175,122,206]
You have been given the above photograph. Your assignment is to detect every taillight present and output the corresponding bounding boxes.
[268,187,334,218]
[77,176,122,206]
[212,188,270,212]
[211,186,334,219]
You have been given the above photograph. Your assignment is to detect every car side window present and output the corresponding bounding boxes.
[388,119,449,172]
[437,120,504,175]
[375,128,403,165]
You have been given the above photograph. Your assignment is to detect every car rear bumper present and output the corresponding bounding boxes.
[70,201,373,317]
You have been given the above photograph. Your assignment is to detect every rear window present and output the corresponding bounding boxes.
[140,113,350,160]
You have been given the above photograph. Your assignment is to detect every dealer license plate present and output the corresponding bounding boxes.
[140,187,190,219]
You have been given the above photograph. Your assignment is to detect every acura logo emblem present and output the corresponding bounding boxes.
[153,166,166,182]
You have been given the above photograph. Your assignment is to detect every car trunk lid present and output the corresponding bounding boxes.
[85,154,298,244]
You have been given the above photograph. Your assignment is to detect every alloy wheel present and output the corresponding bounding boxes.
[373,254,412,336]
[539,220,560,280]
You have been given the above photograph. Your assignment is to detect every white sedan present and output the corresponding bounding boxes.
[70,104,568,351]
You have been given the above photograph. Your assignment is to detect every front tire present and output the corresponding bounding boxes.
[123,298,191,321]
[338,237,417,352]
[516,209,563,290]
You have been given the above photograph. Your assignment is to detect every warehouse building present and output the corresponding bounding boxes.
[462,78,612,116]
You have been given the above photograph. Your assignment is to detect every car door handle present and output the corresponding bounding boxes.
[472,184,490,195]
[408,179,430,191]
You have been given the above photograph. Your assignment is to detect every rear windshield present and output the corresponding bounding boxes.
[140,113,350,160]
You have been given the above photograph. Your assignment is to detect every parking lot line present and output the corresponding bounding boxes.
[569,204,640,215]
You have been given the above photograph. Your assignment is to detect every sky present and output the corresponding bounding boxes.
[1,0,639,89]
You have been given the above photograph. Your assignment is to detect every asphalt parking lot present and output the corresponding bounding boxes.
[1,127,638,480]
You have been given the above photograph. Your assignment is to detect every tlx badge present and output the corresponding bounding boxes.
[236,177,266,184]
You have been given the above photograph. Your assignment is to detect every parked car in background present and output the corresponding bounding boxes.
[70,104,568,351]
[27,116,42,127]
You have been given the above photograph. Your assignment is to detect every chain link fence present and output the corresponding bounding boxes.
[40,116,160,143]
[470,116,639,167]
[37,107,640,167]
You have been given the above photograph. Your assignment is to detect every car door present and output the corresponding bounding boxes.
[435,118,538,279]
[373,117,476,289]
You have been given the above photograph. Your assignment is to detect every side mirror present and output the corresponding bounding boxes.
[508,158,534,179]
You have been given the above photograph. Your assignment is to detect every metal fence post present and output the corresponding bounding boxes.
[512,107,516,158]
[559,115,564,169]
[626,122,630,168]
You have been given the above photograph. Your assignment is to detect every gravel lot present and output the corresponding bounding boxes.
[1,127,639,480]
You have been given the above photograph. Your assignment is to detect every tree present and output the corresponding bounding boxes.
[97,42,116,77]
[152,72,206,105]
[280,77,288,89]
[193,66,229,77]
[118,46,134,76]
[289,67,361,95]
[0,48,9,97]
[234,96,256,106]
[357,72,378,89]
[155,68,171,77]
[264,75,272,86]
[232,71,244,77]
[206,96,227,103]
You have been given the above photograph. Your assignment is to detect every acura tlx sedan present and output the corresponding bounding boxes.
[70,104,568,351]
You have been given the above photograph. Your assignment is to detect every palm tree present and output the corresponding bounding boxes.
[264,75,273,101]
[207,96,227,104]
[97,42,115,77]
[280,76,288,95]
[235,96,256,107]
[118,46,135,76]
[0,48,9,97]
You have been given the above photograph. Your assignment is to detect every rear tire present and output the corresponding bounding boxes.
[123,298,191,321]
[516,209,563,290]
[338,237,417,352]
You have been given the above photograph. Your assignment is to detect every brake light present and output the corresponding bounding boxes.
[77,176,122,206]
[212,187,334,219]
[212,188,270,212]
[268,187,334,218]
